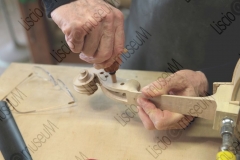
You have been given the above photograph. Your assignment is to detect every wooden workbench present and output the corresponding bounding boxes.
[0,63,221,160]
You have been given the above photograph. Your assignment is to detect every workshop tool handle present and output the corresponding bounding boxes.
[104,48,128,83]
[216,151,236,160]
[0,101,32,160]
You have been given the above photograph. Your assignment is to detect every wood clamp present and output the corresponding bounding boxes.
[73,59,240,140]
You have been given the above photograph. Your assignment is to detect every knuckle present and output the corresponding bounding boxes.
[62,25,71,35]
[72,34,83,42]
[116,11,124,21]
[72,22,85,33]
[154,120,164,130]
[68,38,78,46]
[105,13,114,22]
[67,36,84,47]
[69,37,79,43]
[63,22,84,35]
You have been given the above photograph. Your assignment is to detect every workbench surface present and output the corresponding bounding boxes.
[0,63,221,160]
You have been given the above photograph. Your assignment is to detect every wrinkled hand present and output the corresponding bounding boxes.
[137,70,208,130]
[51,0,125,69]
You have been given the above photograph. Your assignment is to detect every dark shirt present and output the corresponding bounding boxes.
[122,0,239,92]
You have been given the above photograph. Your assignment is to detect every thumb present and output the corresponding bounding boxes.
[141,72,190,98]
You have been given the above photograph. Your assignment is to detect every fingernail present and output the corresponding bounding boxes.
[79,53,84,59]
[79,53,86,60]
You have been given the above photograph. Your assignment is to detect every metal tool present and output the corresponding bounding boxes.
[216,118,236,160]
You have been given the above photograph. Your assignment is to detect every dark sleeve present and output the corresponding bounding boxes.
[199,60,237,94]
[42,0,71,18]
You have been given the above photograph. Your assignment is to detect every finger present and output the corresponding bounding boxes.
[65,29,85,53]
[79,22,115,65]
[141,72,191,98]
[112,10,125,62]
[89,14,115,64]
[79,43,115,67]
[138,97,184,130]
[81,24,101,57]
[93,34,114,64]
[80,31,114,64]
[141,77,169,98]
[82,54,119,70]
[94,52,123,69]
[82,6,107,57]
[79,53,92,63]
[93,59,114,69]
[94,10,125,69]
[80,49,122,69]
[137,106,155,130]
[168,115,194,130]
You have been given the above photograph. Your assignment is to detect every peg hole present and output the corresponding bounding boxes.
[120,83,124,85]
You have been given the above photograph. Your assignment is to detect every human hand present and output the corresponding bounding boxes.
[137,70,208,130]
[51,0,125,69]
